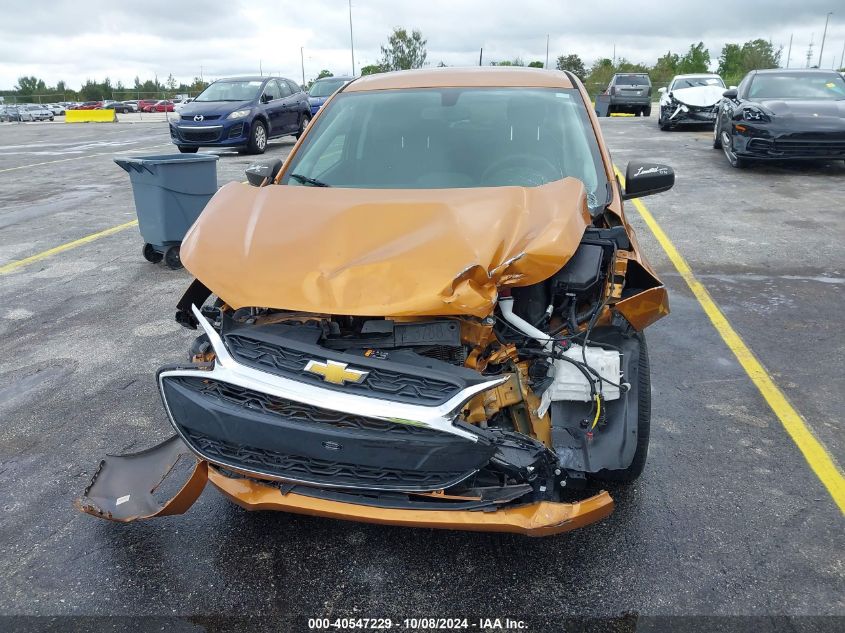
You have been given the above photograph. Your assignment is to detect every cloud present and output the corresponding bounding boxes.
[1,0,842,91]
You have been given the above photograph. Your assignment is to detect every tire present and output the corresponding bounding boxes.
[720,128,748,168]
[295,114,311,139]
[606,105,614,116]
[142,243,163,263]
[643,106,651,117]
[712,118,723,149]
[49,116,54,121]
[658,108,671,131]
[164,245,182,270]
[178,146,198,154]
[592,333,651,484]
[247,120,268,154]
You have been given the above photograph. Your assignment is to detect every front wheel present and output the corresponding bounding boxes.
[247,120,268,154]
[591,333,651,484]
[713,117,723,149]
[295,114,311,139]
[658,108,671,131]
[178,146,198,154]
[721,128,748,168]
[164,245,182,270]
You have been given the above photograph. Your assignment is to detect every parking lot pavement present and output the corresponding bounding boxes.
[0,119,842,627]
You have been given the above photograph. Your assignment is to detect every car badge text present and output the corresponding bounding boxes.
[303,359,369,385]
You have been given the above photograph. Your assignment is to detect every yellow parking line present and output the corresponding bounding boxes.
[0,143,171,174]
[615,166,845,513]
[0,220,138,275]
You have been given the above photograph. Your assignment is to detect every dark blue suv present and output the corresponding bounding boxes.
[170,76,311,154]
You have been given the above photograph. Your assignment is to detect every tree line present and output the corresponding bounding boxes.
[2,74,210,102]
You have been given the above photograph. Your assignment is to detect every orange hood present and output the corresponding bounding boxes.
[180,178,592,317]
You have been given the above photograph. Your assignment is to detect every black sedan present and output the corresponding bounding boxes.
[713,69,845,168]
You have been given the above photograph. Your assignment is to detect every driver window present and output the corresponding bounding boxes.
[276,80,292,98]
[263,82,278,101]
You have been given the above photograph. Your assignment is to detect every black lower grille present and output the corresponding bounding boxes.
[225,334,462,405]
[181,129,220,142]
[772,139,845,156]
[186,430,468,489]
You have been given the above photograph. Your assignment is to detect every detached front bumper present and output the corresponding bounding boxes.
[665,103,717,124]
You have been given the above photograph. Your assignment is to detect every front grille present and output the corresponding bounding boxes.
[179,377,434,436]
[181,114,220,121]
[772,138,845,156]
[186,429,467,489]
[180,129,220,142]
[225,334,461,405]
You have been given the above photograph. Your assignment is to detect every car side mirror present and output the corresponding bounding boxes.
[260,94,271,104]
[621,161,674,200]
[245,159,284,187]
[722,88,738,99]
[657,87,666,94]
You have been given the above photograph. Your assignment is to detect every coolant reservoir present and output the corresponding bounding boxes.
[537,345,621,417]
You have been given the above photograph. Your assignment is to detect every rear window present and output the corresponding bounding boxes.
[614,75,650,86]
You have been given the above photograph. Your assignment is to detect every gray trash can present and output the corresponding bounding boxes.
[114,153,219,269]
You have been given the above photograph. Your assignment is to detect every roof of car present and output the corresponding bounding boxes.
[345,67,575,91]
[215,76,274,82]
[315,76,354,82]
[672,73,722,79]
[751,68,837,74]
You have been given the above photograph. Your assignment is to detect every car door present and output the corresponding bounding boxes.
[260,80,285,136]
[276,80,300,133]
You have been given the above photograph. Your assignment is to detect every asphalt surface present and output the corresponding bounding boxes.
[0,118,843,632]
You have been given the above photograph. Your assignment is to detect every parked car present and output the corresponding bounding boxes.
[145,100,174,112]
[0,105,31,122]
[308,76,354,115]
[169,76,310,153]
[77,101,102,110]
[24,104,54,121]
[121,100,139,112]
[46,104,66,115]
[82,67,675,536]
[657,74,726,130]
[597,73,652,116]
[98,101,134,113]
[714,69,845,168]
[137,99,158,112]
[173,98,194,112]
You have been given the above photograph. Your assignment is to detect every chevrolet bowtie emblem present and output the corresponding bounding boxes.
[303,359,369,385]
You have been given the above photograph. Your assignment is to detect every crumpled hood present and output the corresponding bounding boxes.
[671,85,725,107]
[181,178,591,317]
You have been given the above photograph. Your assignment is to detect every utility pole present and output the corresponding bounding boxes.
[300,47,305,86]
[786,33,793,68]
[479,48,483,66]
[259,59,263,76]
[612,44,616,66]
[545,34,550,69]
[840,39,845,69]
[819,12,833,67]
[819,11,833,68]
[806,35,814,68]
[348,0,355,76]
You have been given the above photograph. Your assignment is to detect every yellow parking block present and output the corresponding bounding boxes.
[66,109,117,123]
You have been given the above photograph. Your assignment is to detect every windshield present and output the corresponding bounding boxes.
[310,78,348,98]
[195,79,264,102]
[282,87,608,210]
[672,76,725,89]
[615,75,649,86]
[748,73,845,100]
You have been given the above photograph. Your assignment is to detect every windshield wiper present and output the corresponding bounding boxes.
[290,173,331,187]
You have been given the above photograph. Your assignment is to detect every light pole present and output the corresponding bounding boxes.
[300,47,305,86]
[818,12,833,67]
[786,33,793,68]
[348,0,355,76]
[545,34,549,69]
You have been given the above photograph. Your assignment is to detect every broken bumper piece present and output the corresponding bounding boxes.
[76,437,614,535]
[76,435,207,522]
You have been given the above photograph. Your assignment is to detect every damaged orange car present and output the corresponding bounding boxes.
[79,67,673,536]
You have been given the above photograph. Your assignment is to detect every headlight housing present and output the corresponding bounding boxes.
[742,106,770,123]
[227,109,251,120]
[167,112,181,123]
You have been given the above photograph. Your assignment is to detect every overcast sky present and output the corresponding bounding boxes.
[1,0,843,91]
